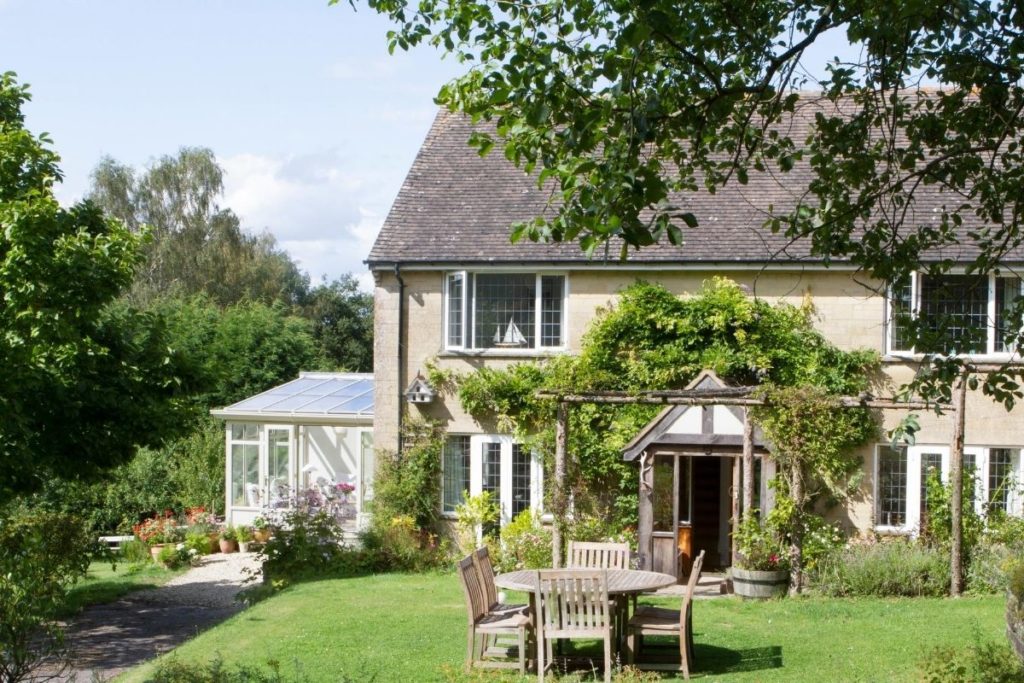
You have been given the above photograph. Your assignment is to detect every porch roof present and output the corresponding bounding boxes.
[210,372,374,424]
[621,370,766,461]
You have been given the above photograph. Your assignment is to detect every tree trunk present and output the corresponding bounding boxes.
[950,371,968,596]
[553,401,569,568]
[789,467,804,596]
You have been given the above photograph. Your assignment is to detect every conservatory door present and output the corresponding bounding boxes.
[264,426,294,507]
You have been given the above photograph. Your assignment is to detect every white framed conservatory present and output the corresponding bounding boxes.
[210,372,375,530]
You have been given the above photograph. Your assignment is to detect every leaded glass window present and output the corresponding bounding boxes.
[996,277,1023,352]
[919,452,943,517]
[511,444,531,517]
[446,273,465,347]
[878,446,907,527]
[444,272,565,351]
[988,448,1014,513]
[442,436,471,513]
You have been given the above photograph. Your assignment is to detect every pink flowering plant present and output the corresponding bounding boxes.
[734,512,790,572]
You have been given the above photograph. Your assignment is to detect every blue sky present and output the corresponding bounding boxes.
[0,0,462,287]
[1,1,861,289]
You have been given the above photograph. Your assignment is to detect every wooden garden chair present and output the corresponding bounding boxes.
[626,550,706,679]
[567,540,630,570]
[457,555,530,675]
[473,546,528,615]
[535,569,614,683]
[567,540,632,645]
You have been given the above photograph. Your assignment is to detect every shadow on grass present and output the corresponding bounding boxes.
[694,643,783,676]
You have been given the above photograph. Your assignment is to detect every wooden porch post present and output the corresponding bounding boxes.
[553,401,569,568]
[950,371,968,596]
[742,410,755,519]
[637,451,654,571]
[731,456,741,566]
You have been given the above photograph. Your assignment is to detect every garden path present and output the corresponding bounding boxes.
[59,551,259,682]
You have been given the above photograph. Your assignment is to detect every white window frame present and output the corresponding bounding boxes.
[887,272,1024,358]
[441,434,544,525]
[443,270,569,352]
[874,443,1024,533]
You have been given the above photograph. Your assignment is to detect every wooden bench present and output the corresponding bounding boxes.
[98,535,135,552]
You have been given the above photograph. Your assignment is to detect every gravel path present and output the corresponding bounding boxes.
[59,552,260,682]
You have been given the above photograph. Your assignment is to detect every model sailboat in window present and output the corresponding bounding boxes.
[493,318,527,347]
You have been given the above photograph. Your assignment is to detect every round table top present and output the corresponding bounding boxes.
[494,568,677,595]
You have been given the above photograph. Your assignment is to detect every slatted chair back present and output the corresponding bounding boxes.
[679,550,705,630]
[535,569,611,638]
[458,555,487,624]
[472,546,499,608]
[567,541,630,570]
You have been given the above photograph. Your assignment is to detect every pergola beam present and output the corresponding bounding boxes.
[535,390,943,411]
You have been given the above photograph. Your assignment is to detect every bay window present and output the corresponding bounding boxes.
[444,272,566,351]
[441,435,543,525]
[875,444,1021,531]
[889,272,1023,355]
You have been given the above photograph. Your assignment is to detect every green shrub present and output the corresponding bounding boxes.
[257,490,350,584]
[812,537,950,597]
[370,418,445,529]
[157,544,194,570]
[493,510,552,572]
[148,655,317,682]
[0,507,95,682]
[121,538,154,565]
[967,515,1024,594]
[918,637,1024,683]
[454,491,499,555]
[185,531,214,556]
[358,515,450,573]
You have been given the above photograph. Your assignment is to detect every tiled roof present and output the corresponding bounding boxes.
[368,100,1017,267]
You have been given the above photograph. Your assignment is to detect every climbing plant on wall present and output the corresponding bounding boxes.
[453,278,881,532]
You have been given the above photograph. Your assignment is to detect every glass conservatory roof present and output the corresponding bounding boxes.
[219,373,374,417]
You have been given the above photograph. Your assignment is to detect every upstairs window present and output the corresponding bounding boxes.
[444,272,566,351]
[889,273,1022,355]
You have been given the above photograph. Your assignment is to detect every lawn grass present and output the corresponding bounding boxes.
[120,572,1008,682]
[61,560,184,617]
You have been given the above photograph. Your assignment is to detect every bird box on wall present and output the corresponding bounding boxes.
[404,373,436,404]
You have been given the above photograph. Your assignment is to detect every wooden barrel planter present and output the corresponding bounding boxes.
[731,567,789,599]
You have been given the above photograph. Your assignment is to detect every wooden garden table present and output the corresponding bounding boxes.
[494,568,677,661]
[494,568,677,597]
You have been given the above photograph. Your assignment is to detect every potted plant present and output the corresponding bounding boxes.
[237,525,253,553]
[133,512,182,562]
[185,506,219,553]
[731,513,790,599]
[252,516,271,543]
[219,525,238,553]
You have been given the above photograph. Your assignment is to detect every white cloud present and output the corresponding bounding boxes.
[220,152,394,290]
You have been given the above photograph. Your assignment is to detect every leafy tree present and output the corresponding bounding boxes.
[0,73,193,496]
[89,149,308,307]
[352,0,1024,402]
[305,275,373,371]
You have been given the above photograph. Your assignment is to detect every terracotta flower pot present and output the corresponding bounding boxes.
[219,538,237,553]
[253,528,271,543]
[149,543,168,562]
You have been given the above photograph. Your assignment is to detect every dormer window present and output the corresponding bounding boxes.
[888,272,1022,356]
[444,272,566,351]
